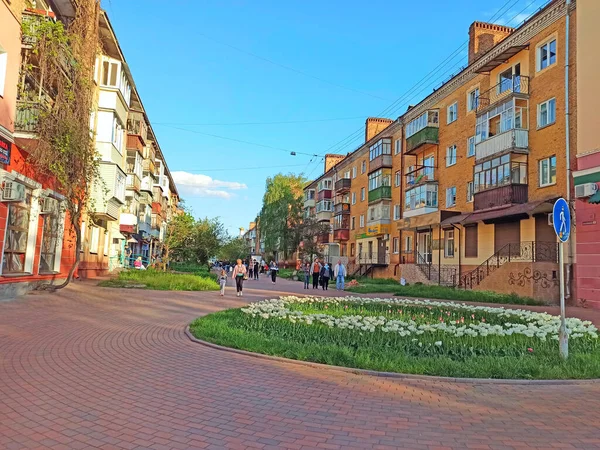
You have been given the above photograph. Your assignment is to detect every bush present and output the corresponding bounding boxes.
[99,269,219,291]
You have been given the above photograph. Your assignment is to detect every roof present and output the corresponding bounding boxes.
[474,45,530,73]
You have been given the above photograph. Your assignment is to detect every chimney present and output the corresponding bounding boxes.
[324,154,345,173]
[468,22,514,64]
[365,117,394,142]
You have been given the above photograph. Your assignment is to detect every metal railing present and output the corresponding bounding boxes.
[475,129,529,161]
[477,76,530,112]
[357,252,389,266]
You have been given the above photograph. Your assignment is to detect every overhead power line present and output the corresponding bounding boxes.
[171,163,308,173]
[153,116,365,127]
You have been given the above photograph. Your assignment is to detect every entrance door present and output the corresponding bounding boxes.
[377,239,386,265]
[494,221,520,255]
[535,215,558,262]
[417,231,432,263]
[367,241,373,262]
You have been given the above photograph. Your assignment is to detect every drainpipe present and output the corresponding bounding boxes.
[437,225,441,285]
[564,0,572,298]
[453,224,462,287]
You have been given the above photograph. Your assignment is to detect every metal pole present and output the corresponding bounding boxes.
[559,240,568,359]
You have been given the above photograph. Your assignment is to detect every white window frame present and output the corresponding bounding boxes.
[393,204,401,221]
[352,167,357,179]
[392,237,399,254]
[537,98,556,128]
[394,139,401,155]
[539,156,557,187]
[360,187,365,202]
[467,88,479,112]
[537,38,557,72]
[447,102,458,124]
[405,235,413,252]
[0,44,8,98]
[394,171,401,187]
[446,186,456,207]
[467,181,474,203]
[446,145,457,167]
[359,215,364,228]
[467,136,476,158]
[104,230,109,256]
[90,227,100,254]
[351,192,356,205]
[361,160,366,174]
[444,229,455,258]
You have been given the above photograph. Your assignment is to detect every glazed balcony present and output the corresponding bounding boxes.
[126,174,141,192]
[406,127,439,155]
[126,134,144,155]
[334,202,350,215]
[475,129,529,162]
[368,186,392,203]
[474,184,528,211]
[335,178,351,193]
[333,229,350,241]
[369,154,393,173]
[317,189,332,201]
[477,76,530,113]
[143,158,156,175]
[304,189,316,208]
[315,210,332,222]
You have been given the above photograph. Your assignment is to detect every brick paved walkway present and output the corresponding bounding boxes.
[1,276,600,450]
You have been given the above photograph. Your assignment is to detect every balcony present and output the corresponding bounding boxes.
[143,158,156,175]
[477,76,530,113]
[404,184,438,218]
[474,184,528,210]
[406,165,436,186]
[369,154,393,172]
[406,127,439,154]
[333,229,350,241]
[475,129,528,162]
[140,176,154,193]
[126,174,141,192]
[317,189,332,201]
[15,100,42,133]
[368,186,392,203]
[334,202,350,215]
[316,210,332,222]
[126,134,144,155]
[335,178,351,193]
[152,201,163,217]
[316,232,330,244]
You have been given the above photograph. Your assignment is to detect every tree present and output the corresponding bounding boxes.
[258,173,305,259]
[294,218,331,261]
[195,217,227,265]
[22,1,101,289]
[218,237,250,262]
[163,210,196,266]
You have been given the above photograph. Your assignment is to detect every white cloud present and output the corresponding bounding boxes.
[172,171,247,199]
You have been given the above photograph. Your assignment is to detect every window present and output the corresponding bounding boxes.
[406,110,439,138]
[344,170,350,179]
[40,212,62,273]
[474,154,527,193]
[368,169,391,191]
[394,139,401,155]
[446,186,456,207]
[115,171,126,202]
[369,138,392,161]
[361,187,365,201]
[444,230,455,258]
[112,117,123,153]
[90,227,100,254]
[475,98,527,143]
[467,88,479,112]
[352,167,357,179]
[405,235,413,252]
[317,179,332,191]
[0,44,8,97]
[467,181,474,203]
[80,221,86,252]
[359,215,364,227]
[304,189,315,201]
[351,192,356,205]
[100,57,131,105]
[538,38,557,71]
[393,237,399,254]
[104,231,109,256]
[351,216,355,230]
[539,156,557,187]
[404,184,438,211]
[361,160,366,173]
[447,102,458,124]
[350,243,355,257]
[395,171,401,187]
[446,145,457,167]
[3,189,33,274]
[467,136,475,158]
[538,98,556,128]
[393,204,401,220]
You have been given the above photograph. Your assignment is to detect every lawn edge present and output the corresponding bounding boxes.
[184,326,600,385]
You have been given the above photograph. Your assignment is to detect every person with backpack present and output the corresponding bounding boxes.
[310,258,321,289]
[320,263,331,290]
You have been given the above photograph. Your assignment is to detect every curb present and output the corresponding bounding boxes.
[184,326,600,386]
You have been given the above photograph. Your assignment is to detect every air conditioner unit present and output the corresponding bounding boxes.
[575,182,598,198]
[2,181,26,202]
[40,197,59,215]
[383,234,390,240]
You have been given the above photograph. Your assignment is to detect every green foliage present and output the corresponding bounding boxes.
[190,307,600,379]
[345,281,541,305]
[218,237,250,262]
[99,269,218,291]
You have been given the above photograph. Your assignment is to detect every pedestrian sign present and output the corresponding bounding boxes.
[553,198,570,243]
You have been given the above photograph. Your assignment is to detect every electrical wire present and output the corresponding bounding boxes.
[152,116,366,127]
[170,163,308,173]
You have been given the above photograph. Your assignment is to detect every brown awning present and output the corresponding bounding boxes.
[398,210,461,231]
[462,200,553,225]
[475,45,530,73]
[440,212,472,228]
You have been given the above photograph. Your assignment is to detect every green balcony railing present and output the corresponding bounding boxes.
[406,126,439,154]
[368,185,392,203]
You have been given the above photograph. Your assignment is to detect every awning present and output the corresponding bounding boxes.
[475,45,529,73]
[113,231,126,240]
[398,210,461,231]
[440,212,472,227]
[462,200,553,225]
[127,237,138,244]
[589,191,600,204]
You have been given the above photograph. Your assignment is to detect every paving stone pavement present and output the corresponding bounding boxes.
[1,275,600,450]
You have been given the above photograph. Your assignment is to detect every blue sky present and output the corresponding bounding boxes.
[104,0,548,235]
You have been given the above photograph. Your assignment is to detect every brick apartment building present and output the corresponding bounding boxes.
[304,0,594,305]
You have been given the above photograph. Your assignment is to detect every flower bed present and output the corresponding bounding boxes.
[190,296,600,379]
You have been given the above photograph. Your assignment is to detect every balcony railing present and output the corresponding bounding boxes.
[317,189,332,201]
[368,185,392,203]
[473,184,528,210]
[143,158,156,174]
[357,252,389,266]
[405,126,439,154]
[316,210,332,222]
[475,129,528,161]
[369,154,393,172]
[127,134,144,154]
[334,202,350,215]
[126,174,141,192]
[335,178,351,193]
[477,76,530,112]
[15,100,42,133]
[406,165,435,185]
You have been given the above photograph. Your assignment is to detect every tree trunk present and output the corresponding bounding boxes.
[43,212,81,290]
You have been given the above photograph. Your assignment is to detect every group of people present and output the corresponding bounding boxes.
[218,259,280,296]
[303,258,346,291]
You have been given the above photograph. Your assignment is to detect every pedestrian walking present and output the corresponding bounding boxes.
[303,262,311,289]
[254,260,259,279]
[320,263,330,290]
[231,259,247,297]
[270,261,278,284]
[248,263,254,280]
[310,258,321,289]
[218,269,227,296]
[334,259,347,290]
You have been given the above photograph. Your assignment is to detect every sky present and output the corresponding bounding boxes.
[104,0,549,236]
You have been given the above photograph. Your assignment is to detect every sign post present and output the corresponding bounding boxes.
[552,198,570,360]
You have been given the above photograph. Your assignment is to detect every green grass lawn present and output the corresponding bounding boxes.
[190,299,600,379]
[345,279,541,305]
[99,269,219,291]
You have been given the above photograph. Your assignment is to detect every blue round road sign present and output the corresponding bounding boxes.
[553,198,570,243]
